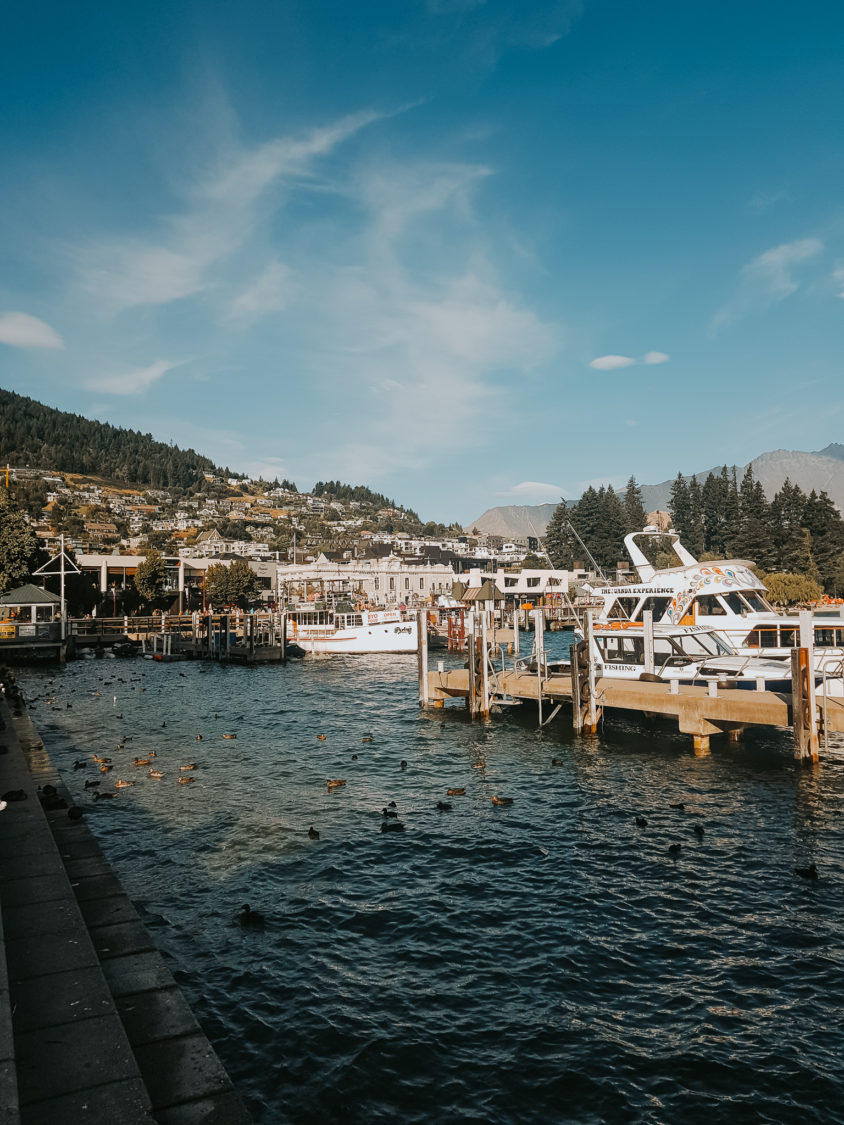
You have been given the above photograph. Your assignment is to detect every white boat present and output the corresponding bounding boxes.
[517,622,796,690]
[582,527,844,685]
[286,606,418,654]
[580,622,797,690]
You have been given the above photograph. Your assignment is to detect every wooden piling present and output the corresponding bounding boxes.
[417,609,429,706]
[791,647,819,762]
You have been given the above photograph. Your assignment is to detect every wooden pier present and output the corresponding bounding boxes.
[416,610,844,762]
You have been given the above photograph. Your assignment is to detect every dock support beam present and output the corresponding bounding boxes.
[791,644,819,762]
[417,609,429,707]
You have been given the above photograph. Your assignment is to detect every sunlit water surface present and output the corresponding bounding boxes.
[18,636,844,1124]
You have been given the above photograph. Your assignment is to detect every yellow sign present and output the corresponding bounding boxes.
[0,623,16,638]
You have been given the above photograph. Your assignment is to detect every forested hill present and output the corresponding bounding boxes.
[0,387,220,489]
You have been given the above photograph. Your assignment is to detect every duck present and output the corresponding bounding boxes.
[238,903,265,927]
[436,801,452,811]
[196,735,202,741]
[795,863,818,880]
[382,807,398,818]
[472,761,486,769]
[179,763,197,772]
[668,843,682,855]
[670,801,685,810]
[115,779,134,789]
[326,779,346,790]
[84,779,100,790]
[362,733,374,743]
[316,733,327,741]
[100,764,113,774]
[148,769,164,779]
[492,795,514,807]
[308,826,320,840]
[91,754,105,763]
[73,759,87,770]
[635,816,648,828]
[93,791,115,801]
[387,801,397,808]
[133,757,151,767]
[381,820,405,833]
[693,824,704,840]
[447,787,465,797]
[400,760,408,769]
[178,776,195,786]
[222,733,237,740]
[351,754,358,760]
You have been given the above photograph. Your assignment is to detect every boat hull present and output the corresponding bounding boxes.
[288,619,418,654]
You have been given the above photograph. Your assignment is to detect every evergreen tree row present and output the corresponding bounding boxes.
[0,387,220,489]
[544,467,844,594]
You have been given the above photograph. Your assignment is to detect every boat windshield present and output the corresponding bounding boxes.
[667,631,725,658]
[739,591,771,612]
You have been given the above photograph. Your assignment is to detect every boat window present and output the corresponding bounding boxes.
[674,632,721,657]
[741,592,771,612]
[696,594,726,616]
[779,627,797,647]
[639,596,671,620]
[758,628,779,648]
[815,628,836,647]
[598,635,644,664]
[654,638,693,668]
[745,629,760,646]
[608,596,639,621]
[722,593,747,614]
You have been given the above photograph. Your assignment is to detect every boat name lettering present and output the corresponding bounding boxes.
[610,587,673,596]
[394,626,413,634]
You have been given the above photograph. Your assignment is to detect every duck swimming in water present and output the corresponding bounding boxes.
[178,776,195,786]
[148,769,164,779]
[317,733,326,741]
[381,820,405,833]
[436,801,452,811]
[795,863,818,880]
[238,904,265,927]
[179,763,197,772]
[447,788,465,797]
[326,779,346,790]
[115,779,134,789]
[635,816,648,828]
[308,826,320,840]
[491,795,514,807]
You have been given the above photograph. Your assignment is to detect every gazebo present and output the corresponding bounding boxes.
[0,583,62,624]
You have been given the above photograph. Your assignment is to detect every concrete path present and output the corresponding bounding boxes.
[0,672,252,1124]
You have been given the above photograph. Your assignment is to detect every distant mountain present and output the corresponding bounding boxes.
[465,503,558,539]
[467,445,844,539]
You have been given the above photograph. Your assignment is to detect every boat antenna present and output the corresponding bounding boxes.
[567,520,607,582]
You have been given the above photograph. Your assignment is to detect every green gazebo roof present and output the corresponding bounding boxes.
[0,583,61,606]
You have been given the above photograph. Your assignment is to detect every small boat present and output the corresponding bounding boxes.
[286,606,418,654]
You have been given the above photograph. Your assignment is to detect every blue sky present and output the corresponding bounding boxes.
[2,0,843,522]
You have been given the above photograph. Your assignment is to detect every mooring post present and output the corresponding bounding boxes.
[281,611,287,663]
[643,610,654,675]
[570,642,583,733]
[417,609,429,706]
[791,646,819,762]
[585,609,599,734]
[466,611,477,717]
[480,610,490,720]
[513,607,520,660]
[532,608,545,726]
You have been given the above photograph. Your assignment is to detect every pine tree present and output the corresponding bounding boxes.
[623,475,646,532]
[686,476,705,558]
[701,470,727,555]
[544,501,574,568]
[668,473,691,539]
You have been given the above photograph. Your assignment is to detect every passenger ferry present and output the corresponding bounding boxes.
[286,606,418,654]
[582,527,844,681]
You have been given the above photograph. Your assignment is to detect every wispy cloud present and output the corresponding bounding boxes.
[227,261,295,326]
[589,354,635,370]
[85,359,187,396]
[74,111,381,314]
[711,237,823,332]
[0,311,63,349]
[590,351,669,370]
[833,265,844,299]
[494,480,566,501]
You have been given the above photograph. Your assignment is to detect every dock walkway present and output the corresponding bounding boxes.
[0,683,251,1124]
